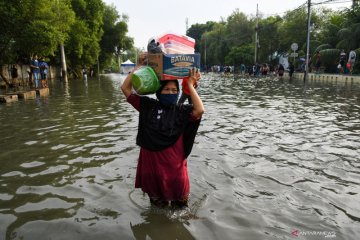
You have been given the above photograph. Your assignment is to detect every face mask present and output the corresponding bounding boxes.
[158,94,178,106]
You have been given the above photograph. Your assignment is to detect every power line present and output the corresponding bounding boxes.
[261,0,351,18]
[261,2,307,17]
[312,0,352,5]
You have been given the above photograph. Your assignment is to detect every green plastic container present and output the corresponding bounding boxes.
[131,66,160,95]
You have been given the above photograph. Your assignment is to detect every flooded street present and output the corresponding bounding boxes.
[0,73,359,240]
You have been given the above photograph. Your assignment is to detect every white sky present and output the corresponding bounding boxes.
[102,0,352,49]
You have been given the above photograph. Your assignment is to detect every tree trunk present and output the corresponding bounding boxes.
[0,72,11,86]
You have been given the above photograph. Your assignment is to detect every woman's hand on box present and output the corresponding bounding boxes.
[188,67,204,118]
[188,67,201,87]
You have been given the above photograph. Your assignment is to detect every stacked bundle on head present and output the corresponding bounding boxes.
[140,32,200,83]
[157,33,195,54]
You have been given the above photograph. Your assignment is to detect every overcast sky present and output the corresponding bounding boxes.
[102,0,352,49]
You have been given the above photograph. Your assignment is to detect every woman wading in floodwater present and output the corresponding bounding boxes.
[121,67,204,208]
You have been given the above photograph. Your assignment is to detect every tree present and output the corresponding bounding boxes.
[225,44,254,66]
[313,5,360,73]
[224,9,254,47]
[187,21,216,53]
[0,0,74,63]
[0,0,19,65]
[317,49,340,73]
[257,16,282,64]
[202,22,227,66]
[0,0,74,84]
[278,7,308,54]
[65,0,105,75]
[336,6,360,51]
[0,0,135,81]
[99,4,133,72]
[316,10,343,48]
[19,0,75,58]
[278,6,322,55]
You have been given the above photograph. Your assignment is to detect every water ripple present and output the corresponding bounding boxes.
[0,74,360,239]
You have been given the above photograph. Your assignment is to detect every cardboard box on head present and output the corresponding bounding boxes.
[146,53,201,80]
[137,52,148,66]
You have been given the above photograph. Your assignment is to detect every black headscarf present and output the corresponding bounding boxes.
[136,81,200,158]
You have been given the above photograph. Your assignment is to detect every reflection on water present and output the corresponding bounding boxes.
[0,73,359,239]
[131,208,196,240]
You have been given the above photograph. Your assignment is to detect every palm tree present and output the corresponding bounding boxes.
[336,23,360,51]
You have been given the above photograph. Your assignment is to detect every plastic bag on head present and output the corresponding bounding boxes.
[147,38,163,54]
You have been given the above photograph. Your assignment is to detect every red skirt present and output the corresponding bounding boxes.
[135,135,190,201]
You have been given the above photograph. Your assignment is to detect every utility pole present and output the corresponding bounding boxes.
[60,44,68,82]
[186,17,189,34]
[204,34,207,70]
[118,52,121,73]
[117,46,122,73]
[304,0,311,83]
[97,55,100,79]
[254,4,259,64]
[57,0,67,82]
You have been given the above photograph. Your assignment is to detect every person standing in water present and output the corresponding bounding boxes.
[348,50,356,74]
[30,54,40,88]
[289,62,295,80]
[315,51,321,73]
[39,58,49,87]
[277,64,285,79]
[82,66,88,81]
[121,67,204,208]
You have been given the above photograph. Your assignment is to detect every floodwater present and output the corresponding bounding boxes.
[0,73,359,240]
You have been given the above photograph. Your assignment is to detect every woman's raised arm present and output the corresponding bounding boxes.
[121,69,136,98]
[187,68,205,119]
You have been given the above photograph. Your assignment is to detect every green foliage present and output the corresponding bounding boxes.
[204,23,228,65]
[336,23,360,51]
[315,44,332,53]
[191,3,360,71]
[277,7,308,54]
[66,0,105,72]
[99,4,134,73]
[20,21,62,56]
[225,44,254,66]
[0,0,75,63]
[1,1,359,76]
[187,21,216,53]
[0,0,20,63]
[225,9,254,47]
[257,16,282,63]
[317,49,340,73]
[352,48,360,74]
[197,11,254,66]
[309,40,322,55]
[0,0,133,75]
[317,11,343,47]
